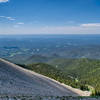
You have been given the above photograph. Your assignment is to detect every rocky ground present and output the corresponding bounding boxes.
[0,96,99,100]
[0,58,92,99]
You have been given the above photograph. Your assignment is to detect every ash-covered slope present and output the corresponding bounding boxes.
[0,58,79,96]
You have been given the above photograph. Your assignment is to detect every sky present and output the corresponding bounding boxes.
[0,0,100,34]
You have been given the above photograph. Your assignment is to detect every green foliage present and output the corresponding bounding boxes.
[48,58,100,95]
[18,62,89,93]
[18,58,100,96]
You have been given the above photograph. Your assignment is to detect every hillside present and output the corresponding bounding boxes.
[17,58,100,95]
[48,58,100,95]
[0,58,86,96]
[25,55,50,64]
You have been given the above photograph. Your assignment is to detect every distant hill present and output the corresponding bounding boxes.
[24,54,61,64]
[25,55,52,64]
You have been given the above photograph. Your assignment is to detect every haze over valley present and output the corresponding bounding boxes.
[1,35,100,64]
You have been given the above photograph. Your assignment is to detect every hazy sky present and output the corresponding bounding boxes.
[0,0,100,34]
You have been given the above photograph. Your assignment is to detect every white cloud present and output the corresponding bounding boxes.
[0,0,9,3]
[80,23,100,27]
[13,25,19,28]
[0,16,15,21]
[38,26,100,34]
[13,22,24,28]
[4,25,100,34]
[6,17,15,21]
[1,22,100,34]
[17,22,24,25]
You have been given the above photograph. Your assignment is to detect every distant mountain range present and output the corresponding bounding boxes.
[1,35,100,62]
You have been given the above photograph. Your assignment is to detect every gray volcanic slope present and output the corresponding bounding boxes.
[0,58,79,96]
